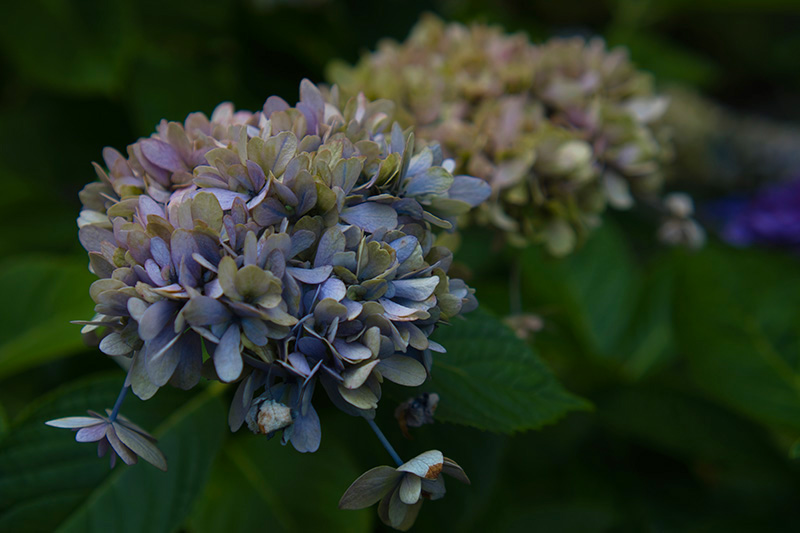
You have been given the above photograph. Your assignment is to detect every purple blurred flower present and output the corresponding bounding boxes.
[708,179,800,250]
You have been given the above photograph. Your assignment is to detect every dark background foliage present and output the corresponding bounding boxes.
[1,1,799,531]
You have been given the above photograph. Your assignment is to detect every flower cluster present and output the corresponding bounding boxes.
[48,80,485,529]
[328,14,672,255]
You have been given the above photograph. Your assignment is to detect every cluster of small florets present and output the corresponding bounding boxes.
[58,80,487,486]
[329,15,672,255]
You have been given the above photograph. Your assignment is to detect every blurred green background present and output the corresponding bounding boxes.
[1,1,800,532]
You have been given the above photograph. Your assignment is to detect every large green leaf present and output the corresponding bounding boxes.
[0,375,226,532]
[520,223,677,379]
[598,386,789,470]
[0,1,136,94]
[0,256,97,380]
[186,433,372,533]
[428,308,590,433]
[674,245,800,432]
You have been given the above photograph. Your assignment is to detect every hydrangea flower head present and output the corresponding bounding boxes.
[329,15,672,255]
[49,80,487,479]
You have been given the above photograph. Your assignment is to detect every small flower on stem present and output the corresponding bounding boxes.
[339,450,469,531]
[46,410,167,471]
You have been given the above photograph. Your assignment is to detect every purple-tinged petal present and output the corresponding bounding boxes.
[390,277,440,301]
[145,259,169,287]
[296,336,327,359]
[241,317,268,346]
[314,226,345,268]
[105,425,138,466]
[79,226,115,253]
[289,402,321,453]
[140,138,187,173]
[287,265,333,285]
[388,235,419,264]
[320,277,346,301]
[333,339,373,362]
[340,203,398,233]
[288,352,311,376]
[76,423,110,443]
[449,175,491,206]
[138,195,165,220]
[150,237,171,268]
[183,296,231,326]
[129,350,159,400]
[169,334,203,391]
[289,230,316,258]
[214,325,243,382]
[113,422,167,471]
[201,188,250,211]
[263,95,290,116]
[138,300,177,341]
[145,332,182,387]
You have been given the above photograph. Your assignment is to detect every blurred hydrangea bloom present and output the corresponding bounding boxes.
[707,178,800,251]
[328,14,672,255]
[339,450,469,531]
[663,86,800,191]
[61,79,486,472]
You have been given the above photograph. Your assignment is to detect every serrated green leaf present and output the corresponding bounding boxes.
[186,433,372,533]
[428,308,590,433]
[674,245,800,431]
[0,374,226,532]
[0,256,96,380]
